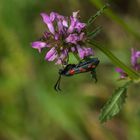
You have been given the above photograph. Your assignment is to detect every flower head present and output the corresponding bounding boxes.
[31,11,94,65]
[116,48,140,79]
[115,67,128,79]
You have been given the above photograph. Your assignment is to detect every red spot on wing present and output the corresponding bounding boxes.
[88,64,92,68]
[79,68,86,72]
[91,65,95,68]
[88,64,96,69]
[69,69,75,75]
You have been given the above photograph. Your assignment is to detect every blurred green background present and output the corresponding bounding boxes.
[0,0,140,140]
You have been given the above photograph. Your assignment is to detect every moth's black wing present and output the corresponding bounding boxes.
[64,64,76,71]
[76,59,93,68]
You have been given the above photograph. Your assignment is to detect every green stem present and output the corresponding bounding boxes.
[88,41,140,80]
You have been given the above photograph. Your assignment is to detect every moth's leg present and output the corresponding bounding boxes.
[58,78,61,91]
[91,69,97,83]
[54,80,59,91]
[54,75,62,92]
[54,82,58,91]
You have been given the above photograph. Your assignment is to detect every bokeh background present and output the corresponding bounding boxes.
[0,0,140,140]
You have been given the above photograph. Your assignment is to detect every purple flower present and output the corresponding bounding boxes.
[31,11,94,65]
[131,48,140,71]
[115,68,128,79]
[116,48,140,79]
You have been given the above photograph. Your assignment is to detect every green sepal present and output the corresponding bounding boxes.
[87,26,102,39]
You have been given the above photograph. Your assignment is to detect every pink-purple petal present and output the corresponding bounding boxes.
[67,17,77,33]
[131,48,140,71]
[31,41,47,53]
[65,34,79,44]
[131,48,137,67]
[57,21,64,34]
[45,47,57,61]
[136,51,140,57]
[55,49,68,64]
[76,45,85,59]
[79,32,85,40]
[84,47,94,56]
[72,11,79,19]
[75,22,86,32]
[115,68,127,79]
[62,20,68,27]
[50,12,56,21]
[71,47,76,52]
[41,13,55,34]
[47,53,58,61]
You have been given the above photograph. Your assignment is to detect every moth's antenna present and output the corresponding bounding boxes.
[54,74,62,92]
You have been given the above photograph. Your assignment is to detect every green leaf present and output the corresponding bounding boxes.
[99,82,130,123]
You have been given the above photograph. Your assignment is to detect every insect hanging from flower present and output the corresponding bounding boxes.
[54,57,100,91]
